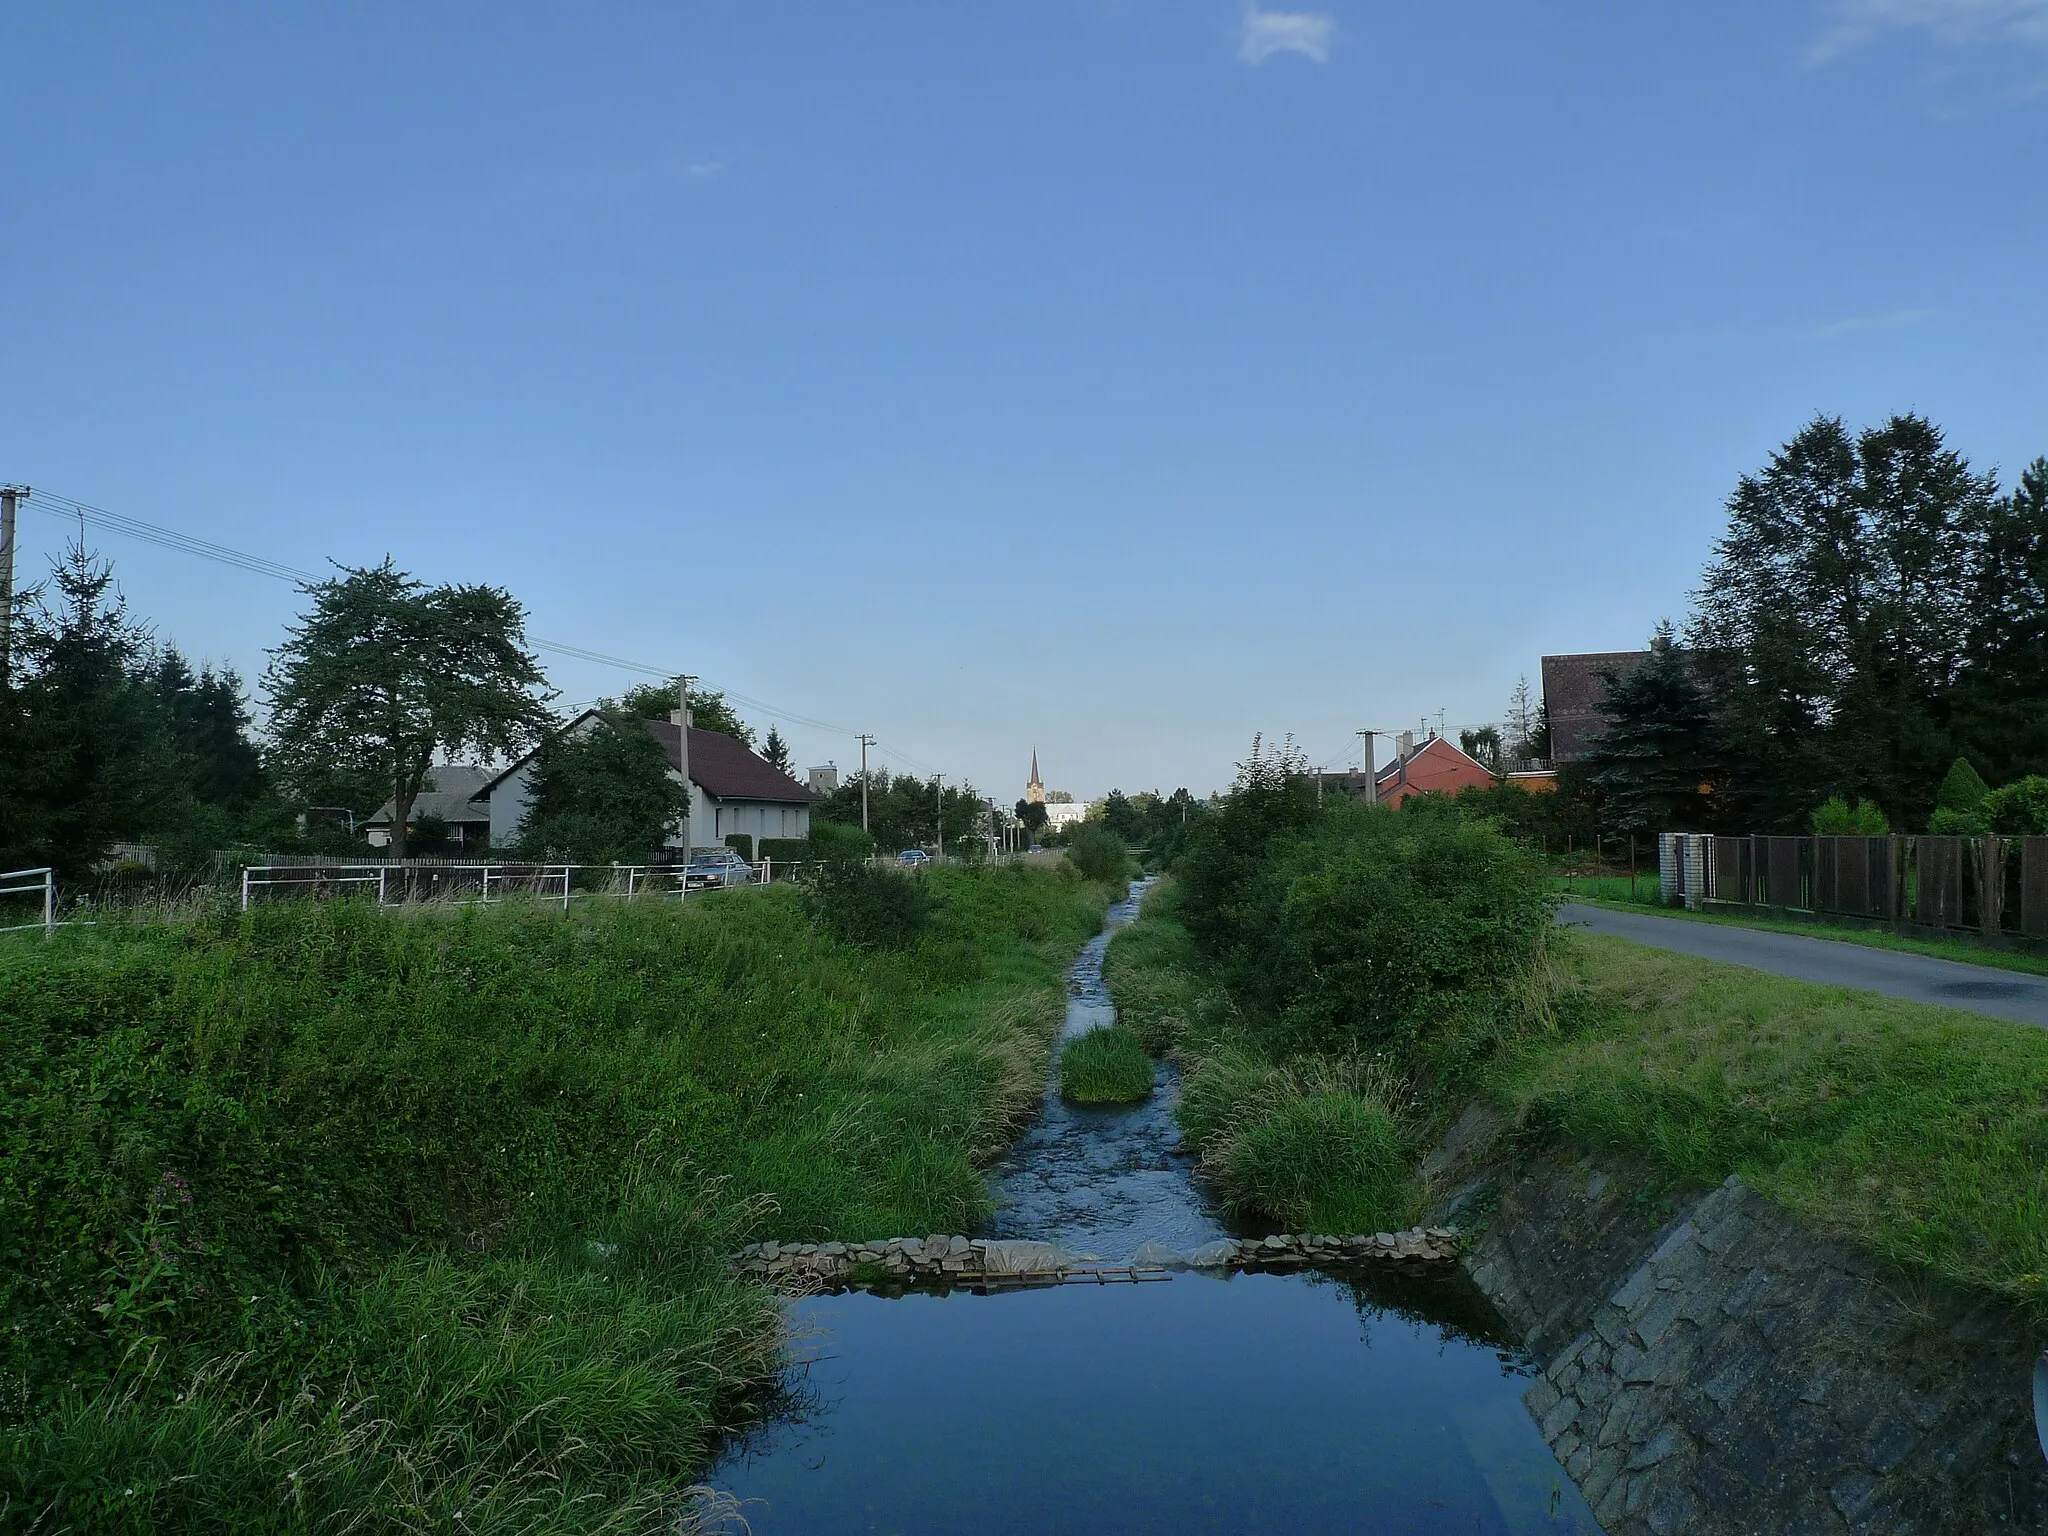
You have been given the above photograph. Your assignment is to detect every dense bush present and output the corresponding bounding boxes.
[1058,1025,1154,1104]
[806,820,875,861]
[1063,826,1132,886]
[802,860,934,949]
[1179,794,1555,1060]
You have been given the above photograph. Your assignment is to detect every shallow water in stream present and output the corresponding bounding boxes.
[710,882,1601,1535]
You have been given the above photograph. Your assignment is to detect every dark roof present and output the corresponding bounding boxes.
[1541,651,1649,762]
[367,764,495,827]
[474,712,815,805]
[643,720,815,805]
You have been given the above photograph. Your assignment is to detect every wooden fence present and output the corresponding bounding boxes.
[1661,833,2048,940]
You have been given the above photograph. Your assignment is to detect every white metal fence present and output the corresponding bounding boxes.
[0,866,57,935]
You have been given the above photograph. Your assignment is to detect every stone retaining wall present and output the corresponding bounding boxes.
[734,1226,1461,1288]
[1427,1106,2048,1534]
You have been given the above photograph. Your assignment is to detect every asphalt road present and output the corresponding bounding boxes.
[1559,902,2048,1030]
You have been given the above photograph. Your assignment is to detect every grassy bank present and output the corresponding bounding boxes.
[1110,881,2048,1317]
[1491,933,2048,1315]
[1,866,1110,1534]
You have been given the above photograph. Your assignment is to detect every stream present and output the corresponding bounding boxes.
[711,882,1602,1534]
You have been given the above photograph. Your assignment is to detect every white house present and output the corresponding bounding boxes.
[477,709,813,853]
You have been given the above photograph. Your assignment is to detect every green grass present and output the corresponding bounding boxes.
[1058,1025,1155,1104]
[1492,932,2048,1314]
[0,866,1108,1534]
[1550,873,1661,905]
[1568,892,2048,978]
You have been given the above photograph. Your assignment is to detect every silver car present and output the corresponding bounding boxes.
[684,849,756,890]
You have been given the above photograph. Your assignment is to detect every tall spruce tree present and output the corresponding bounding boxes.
[0,544,179,877]
[1581,623,1720,833]
[1689,414,1996,829]
[1956,458,2048,783]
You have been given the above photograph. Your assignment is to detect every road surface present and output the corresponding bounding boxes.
[1559,902,2048,1030]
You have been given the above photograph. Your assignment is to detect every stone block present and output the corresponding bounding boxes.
[1614,1263,1660,1317]
[1720,1266,1770,1319]
[1647,1218,1699,1267]
[1634,1288,1686,1349]
[1541,1394,1582,1440]
[1863,1416,1918,1475]
[1524,1377,1562,1420]
[1626,1423,1684,1471]
[1830,1470,1880,1523]
[1702,1352,1760,1409]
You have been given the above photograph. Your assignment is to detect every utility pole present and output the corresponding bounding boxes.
[676,674,698,850]
[1357,729,1380,806]
[857,734,875,837]
[935,775,944,864]
[0,485,23,685]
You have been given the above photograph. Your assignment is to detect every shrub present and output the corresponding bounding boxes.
[1810,795,1891,835]
[806,820,875,862]
[1186,800,1555,1059]
[802,860,933,949]
[1063,827,1131,886]
[1933,757,1991,830]
[758,837,810,863]
[723,833,754,862]
[1058,1026,1154,1104]
[1986,777,2048,835]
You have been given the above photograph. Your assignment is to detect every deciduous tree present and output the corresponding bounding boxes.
[264,561,551,861]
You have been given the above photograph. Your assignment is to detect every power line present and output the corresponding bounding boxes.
[16,484,869,743]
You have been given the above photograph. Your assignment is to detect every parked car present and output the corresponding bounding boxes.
[897,849,931,868]
[684,848,756,890]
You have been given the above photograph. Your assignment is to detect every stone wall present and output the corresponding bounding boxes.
[1428,1108,2048,1534]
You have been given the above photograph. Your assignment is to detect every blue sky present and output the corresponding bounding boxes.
[4,2,2045,802]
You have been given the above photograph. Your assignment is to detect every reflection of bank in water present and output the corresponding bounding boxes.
[708,881,1602,1535]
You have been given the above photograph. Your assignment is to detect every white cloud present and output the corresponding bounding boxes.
[1810,0,2048,61]
[1807,307,1939,338]
[1238,6,1335,65]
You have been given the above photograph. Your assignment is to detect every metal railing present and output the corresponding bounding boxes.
[0,866,57,935]
[239,861,718,911]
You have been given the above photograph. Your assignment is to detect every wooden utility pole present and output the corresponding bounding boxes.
[0,485,22,684]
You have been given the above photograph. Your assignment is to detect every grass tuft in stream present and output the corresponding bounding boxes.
[1058,1025,1156,1104]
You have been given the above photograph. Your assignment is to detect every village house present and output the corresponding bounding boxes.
[363,764,496,849]
[1372,731,1498,806]
[475,709,813,854]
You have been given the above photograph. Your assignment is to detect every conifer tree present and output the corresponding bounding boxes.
[1581,623,1720,832]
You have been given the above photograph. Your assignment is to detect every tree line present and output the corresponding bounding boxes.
[0,548,807,880]
[1546,414,2048,837]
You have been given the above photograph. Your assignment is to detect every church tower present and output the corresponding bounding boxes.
[1026,750,1046,805]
